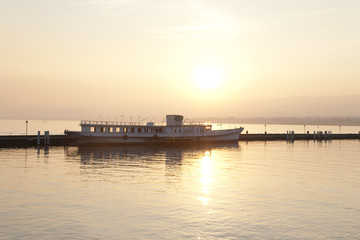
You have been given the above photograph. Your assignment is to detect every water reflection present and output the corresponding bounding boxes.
[64,143,239,185]
[74,143,239,167]
[198,151,213,205]
[70,144,239,211]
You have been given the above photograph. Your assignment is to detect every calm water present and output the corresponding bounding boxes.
[1,140,360,239]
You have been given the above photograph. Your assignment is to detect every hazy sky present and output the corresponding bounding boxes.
[1,0,360,120]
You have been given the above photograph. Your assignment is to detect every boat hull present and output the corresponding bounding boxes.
[78,128,244,146]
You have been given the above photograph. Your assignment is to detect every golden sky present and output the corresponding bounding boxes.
[1,0,360,119]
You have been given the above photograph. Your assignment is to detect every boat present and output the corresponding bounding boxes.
[70,115,244,146]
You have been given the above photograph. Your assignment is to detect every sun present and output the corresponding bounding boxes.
[194,66,224,90]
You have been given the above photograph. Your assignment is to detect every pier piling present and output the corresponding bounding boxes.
[37,131,40,146]
[44,131,50,146]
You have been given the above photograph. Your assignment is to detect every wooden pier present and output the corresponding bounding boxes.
[238,133,360,141]
[0,132,359,147]
[0,134,79,147]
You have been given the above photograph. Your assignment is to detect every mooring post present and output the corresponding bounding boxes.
[264,124,267,134]
[44,131,50,146]
[37,131,41,145]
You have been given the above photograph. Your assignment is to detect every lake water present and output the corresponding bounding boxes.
[1,140,360,239]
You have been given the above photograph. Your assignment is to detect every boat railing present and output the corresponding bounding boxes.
[81,120,148,126]
[183,123,212,127]
[81,120,213,127]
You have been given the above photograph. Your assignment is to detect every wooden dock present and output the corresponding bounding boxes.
[0,132,359,147]
[238,133,360,141]
[0,134,79,147]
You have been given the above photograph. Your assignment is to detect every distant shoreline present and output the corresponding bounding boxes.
[195,117,360,126]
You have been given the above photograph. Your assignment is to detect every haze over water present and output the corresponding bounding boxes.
[1,119,360,136]
[1,140,360,239]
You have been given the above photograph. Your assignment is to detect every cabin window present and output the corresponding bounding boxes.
[145,128,148,133]
[91,127,96,132]
[123,127,128,133]
[100,127,105,132]
[131,127,135,133]
[116,127,120,132]
[179,129,181,133]
[109,127,113,133]
[174,129,177,133]
[137,127,142,133]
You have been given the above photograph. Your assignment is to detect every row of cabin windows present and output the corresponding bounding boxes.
[173,128,205,133]
[90,126,207,134]
[90,127,162,133]
[173,128,204,133]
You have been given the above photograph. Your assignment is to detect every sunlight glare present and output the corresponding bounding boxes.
[194,66,224,90]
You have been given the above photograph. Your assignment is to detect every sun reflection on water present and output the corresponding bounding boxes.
[198,151,213,206]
